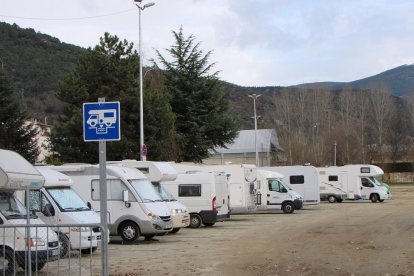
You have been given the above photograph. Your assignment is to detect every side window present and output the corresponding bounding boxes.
[92,179,136,201]
[178,184,201,197]
[328,175,338,181]
[361,178,373,187]
[28,190,41,211]
[268,180,280,192]
[290,175,304,184]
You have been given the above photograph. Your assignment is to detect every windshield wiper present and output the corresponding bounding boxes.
[143,198,155,202]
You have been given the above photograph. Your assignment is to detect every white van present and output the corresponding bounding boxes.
[21,167,102,257]
[317,165,390,203]
[262,166,320,205]
[256,169,303,214]
[111,160,190,233]
[0,149,60,273]
[162,169,230,228]
[48,164,172,242]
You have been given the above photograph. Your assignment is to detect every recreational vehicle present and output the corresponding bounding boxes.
[18,167,102,257]
[48,164,172,242]
[177,163,257,214]
[317,165,390,203]
[256,169,303,214]
[162,167,230,228]
[109,160,190,233]
[262,166,320,205]
[0,149,60,273]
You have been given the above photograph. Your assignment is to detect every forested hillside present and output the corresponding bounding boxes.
[0,22,83,122]
[2,21,414,166]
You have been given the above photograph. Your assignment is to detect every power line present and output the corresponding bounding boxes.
[0,8,135,21]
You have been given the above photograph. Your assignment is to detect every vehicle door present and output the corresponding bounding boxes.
[28,190,59,225]
[360,177,374,199]
[267,179,288,205]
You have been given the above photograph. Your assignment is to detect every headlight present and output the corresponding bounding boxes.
[70,226,91,232]
[147,213,162,222]
[26,238,46,247]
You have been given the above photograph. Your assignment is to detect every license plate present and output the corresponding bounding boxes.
[52,249,59,256]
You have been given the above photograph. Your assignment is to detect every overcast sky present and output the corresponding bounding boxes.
[1,0,414,87]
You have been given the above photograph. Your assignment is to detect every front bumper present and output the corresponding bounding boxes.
[172,213,190,228]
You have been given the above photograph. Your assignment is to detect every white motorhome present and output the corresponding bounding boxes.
[48,164,172,242]
[162,166,230,228]
[256,169,303,214]
[0,149,60,273]
[186,163,257,214]
[262,166,320,205]
[19,167,102,257]
[109,160,190,233]
[317,165,391,203]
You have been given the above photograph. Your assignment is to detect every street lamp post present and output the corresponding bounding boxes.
[248,94,261,167]
[135,0,155,161]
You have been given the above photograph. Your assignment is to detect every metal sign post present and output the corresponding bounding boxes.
[83,98,121,276]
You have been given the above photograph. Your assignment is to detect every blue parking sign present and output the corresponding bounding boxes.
[83,102,121,141]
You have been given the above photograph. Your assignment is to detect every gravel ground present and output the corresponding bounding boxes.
[52,185,414,276]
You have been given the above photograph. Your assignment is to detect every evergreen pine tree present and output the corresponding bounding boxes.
[0,69,39,163]
[156,27,239,162]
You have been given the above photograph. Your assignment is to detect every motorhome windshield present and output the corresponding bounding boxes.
[0,192,32,219]
[129,179,163,203]
[158,185,176,201]
[46,187,90,212]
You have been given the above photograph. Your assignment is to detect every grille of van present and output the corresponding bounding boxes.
[160,216,171,222]
[92,227,101,233]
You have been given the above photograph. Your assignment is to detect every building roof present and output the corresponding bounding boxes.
[213,129,282,154]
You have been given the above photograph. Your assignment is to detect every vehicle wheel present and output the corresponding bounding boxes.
[282,202,295,214]
[189,214,202,228]
[371,194,379,203]
[337,198,343,203]
[81,247,98,254]
[328,195,337,203]
[203,222,215,227]
[119,221,140,242]
[31,261,46,272]
[59,233,70,258]
[170,228,180,234]
[379,199,384,202]
[0,248,16,274]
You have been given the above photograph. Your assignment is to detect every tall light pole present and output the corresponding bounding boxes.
[135,0,155,161]
[248,94,261,167]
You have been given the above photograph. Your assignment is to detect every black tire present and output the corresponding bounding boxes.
[203,222,215,227]
[189,214,202,228]
[379,199,384,202]
[282,202,295,214]
[31,261,46,272]
[371,194,379,203]
[328,195,337,203]
[59,233,70,258]
[0,248,16,275]
[170,228,180,234]
[337,198,343,203]
[119,221,140,242]
[81,247,98,255]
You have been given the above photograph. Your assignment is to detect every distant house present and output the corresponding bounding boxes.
[203,129,284,166]
[25,118,52,163]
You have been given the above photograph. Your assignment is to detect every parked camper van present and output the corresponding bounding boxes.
[256,169,303,213]
[162,167,230,228]
[317,165,390,203]
[183,163,257,214]
[109,160,190,233]
[262,166,320,205]
[48,164,172,242]
[0,149,60,273]
[20,167,102,257]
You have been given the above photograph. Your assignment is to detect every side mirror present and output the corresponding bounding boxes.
[361,186,363,190]
[43,203,55,217]
[87,202,92,209]
[123,190,131,208]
